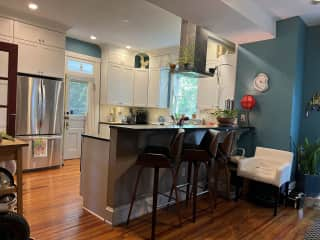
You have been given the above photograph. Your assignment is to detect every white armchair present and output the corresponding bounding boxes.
[237,147,294,216]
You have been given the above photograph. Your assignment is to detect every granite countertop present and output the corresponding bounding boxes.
[82,134,110,141]
[109,124,249,131]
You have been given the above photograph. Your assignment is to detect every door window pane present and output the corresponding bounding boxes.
[69,80,88,115]
[67,59,94,75]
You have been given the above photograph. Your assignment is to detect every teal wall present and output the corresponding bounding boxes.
[299,26,320,142]
[66,37,101,58]
[235,17,307,151]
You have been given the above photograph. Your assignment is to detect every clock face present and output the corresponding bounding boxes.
[253,73,269,92]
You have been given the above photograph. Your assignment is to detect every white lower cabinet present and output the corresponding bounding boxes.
[133,69,148,107]
[148,68,169,108]
[99,124,110,138]
[107,63,134,106]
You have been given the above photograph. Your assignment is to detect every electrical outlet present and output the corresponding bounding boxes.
[181,167,186,177]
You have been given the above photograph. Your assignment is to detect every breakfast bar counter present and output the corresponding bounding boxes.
[80,125,255,225]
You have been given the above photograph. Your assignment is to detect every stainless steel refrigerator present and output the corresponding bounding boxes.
[15,74,64,170]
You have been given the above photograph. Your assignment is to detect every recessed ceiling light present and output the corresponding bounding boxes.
[121,19,129,23]
[28,3,38,10]
[90,35,97,40]
[126,45,131,49]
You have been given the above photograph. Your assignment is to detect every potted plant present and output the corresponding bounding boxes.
[296,138,320,197]
[212,109,238,126]
[179,43,195,70]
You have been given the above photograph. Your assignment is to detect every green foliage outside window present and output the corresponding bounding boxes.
[172,76,198,117]
[69,80,88,115]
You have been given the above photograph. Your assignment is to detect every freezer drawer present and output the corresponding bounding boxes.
[16,135,63,170]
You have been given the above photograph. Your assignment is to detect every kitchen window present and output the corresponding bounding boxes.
[68,80,89,115]
[67,59,94,75]
[171,75,199,117]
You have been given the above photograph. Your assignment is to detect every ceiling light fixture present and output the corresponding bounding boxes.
[312,0,320,4]
[90,35,97,40]
[121,19,129,23]
[28,3,38,10]
[126,45,131,49]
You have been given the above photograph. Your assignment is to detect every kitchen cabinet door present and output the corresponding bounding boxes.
[39,45,65,78]
[16,40,41,75]
[148,69,160,107]
[99,124,110,138]
[0,17,13,39]
[119,67,134,105]
[149,56,161,69]
[14,21,65,49]
[107,64,122,105]
[197,76,218,109]
[133,69,148,107]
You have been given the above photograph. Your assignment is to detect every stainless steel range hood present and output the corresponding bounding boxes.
[177,19,235,78]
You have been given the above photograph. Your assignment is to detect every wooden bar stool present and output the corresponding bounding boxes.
[171,129,222,222]
[127,129,185,240]
[213,131,236,202]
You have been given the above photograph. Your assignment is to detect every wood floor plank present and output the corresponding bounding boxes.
[22,159,320,239]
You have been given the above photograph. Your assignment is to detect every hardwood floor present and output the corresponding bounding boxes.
[23,159,319,240]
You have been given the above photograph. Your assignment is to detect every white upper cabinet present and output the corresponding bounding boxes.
[149,56,161,69]
[16,39,65,78]
[14,21,65,49]
[148,68,169,108]
[133,69,148,107]
[108,50,133,67]
[106,64,134,106]
[197,76,219,110]
[0,17,13,42]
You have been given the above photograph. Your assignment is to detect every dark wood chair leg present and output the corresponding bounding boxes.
[213,163,220,208]
[204,162,214,214]
[192,161,200,223]
[285,182,289,207]
[235,176,241,202]
[186,161,192,207]
[168,161,182,206]
[274,187,279,216]
[171,169,182,226]
[225,166,231,200]
[151,167,159,240]
[127,166,144,225]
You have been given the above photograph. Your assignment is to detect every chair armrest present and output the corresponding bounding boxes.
[275,163,292,187]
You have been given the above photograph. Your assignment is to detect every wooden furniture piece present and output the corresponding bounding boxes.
[237,147,293,216]
[0,139,28,215]
[181,130,223,222]
[127,129,185,240]
[0,41,18,136]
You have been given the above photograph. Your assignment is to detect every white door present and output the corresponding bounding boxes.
[63,78,88,159]
[133,69,148,107]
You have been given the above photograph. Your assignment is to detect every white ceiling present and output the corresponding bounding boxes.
[0,0,320,49]
[0,0,182,50]
[256,0,320,26]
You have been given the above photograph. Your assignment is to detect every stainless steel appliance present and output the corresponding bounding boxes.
[15,74,64,170]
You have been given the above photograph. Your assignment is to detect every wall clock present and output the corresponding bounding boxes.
[253,73,269,92]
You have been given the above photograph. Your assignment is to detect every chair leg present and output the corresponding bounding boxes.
[285,182,289,207]
[235,176,241,202]
[192,161,200,223]
[127,166,144,225]
[151,167,159,240]
[168,161,182,205]
[186,161,192,207]
[213,163,220,208]
[171,169,182,226]
[204,161,214,214]
[274,187,279,217]
[224,165,231,200]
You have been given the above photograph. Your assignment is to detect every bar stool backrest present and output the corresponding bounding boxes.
[199,130,222,158]
[169,128,185,161]
[218,131,236,163]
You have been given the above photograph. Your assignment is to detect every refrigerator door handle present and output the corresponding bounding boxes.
[41,79,46,129]
[38,81,42,129]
